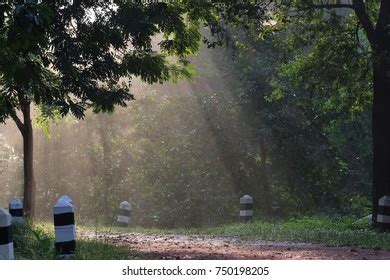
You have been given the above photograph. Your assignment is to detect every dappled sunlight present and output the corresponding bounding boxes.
[0,45,255,228]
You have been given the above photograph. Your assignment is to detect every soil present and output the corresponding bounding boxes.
[79,231,390,260]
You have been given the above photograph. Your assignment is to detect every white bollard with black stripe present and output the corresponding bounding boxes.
[240,195,253,223]
[117,201,131,227]
[9,198,24,224]
[53,199,76,258]
[0,208,14,260]
[378,195,390,230]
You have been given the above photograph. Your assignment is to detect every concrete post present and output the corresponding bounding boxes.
[117,201,131,227]
[378,196,390,230]
[53,198,76,258]
[9,198,24,224]
[240,195,253,223]
[0,208,14,260]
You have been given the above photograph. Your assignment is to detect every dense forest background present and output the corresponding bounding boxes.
[0,26,372,228]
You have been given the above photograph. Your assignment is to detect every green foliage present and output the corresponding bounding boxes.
[273,11,372,116]
[216,30,372,215]
[0,1,204,122]
[267,8,374,212]
[33,108,61,138]
[75,240,141,260]
[349,196,372,217]
[13,222,54,259]
[210,2,376,215]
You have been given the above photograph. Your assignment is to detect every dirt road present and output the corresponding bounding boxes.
[80,231,390,260]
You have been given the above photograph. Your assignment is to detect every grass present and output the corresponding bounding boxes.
[81,216,390,250]
[14,216,390,259]
[75,240,143,260]
[194,217,390,250]
[12,222,144,260]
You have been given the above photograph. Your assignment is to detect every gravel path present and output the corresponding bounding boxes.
[80,231,390,260]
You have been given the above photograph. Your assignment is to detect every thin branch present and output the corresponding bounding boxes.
[352,0,376,46]
[9,110,25,135]
[295,1,376,46]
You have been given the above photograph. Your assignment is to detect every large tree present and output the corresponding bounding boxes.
[0,0,201,218]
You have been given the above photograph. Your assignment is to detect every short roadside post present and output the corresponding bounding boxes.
[378,195,390,231]
[0,208,14,260]
[9,198,24,224]
[240,195,253,223]
[117,201,131,227]
[53,198,76,258]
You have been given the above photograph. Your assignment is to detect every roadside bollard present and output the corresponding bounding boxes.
[0,208,14,260]
[117,201,131,227]
[9,198,24,224]
[53,199,76,258]
[240,195,253,223]
[378,196,390,230]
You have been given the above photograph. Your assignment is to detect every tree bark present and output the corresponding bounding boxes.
[12,103,36,219]
[371,51,390,225]
[10,102,36,219]
[98,114,113,225]
[22,104,36,219]
[259,138,271,213]
[370,0,390,226]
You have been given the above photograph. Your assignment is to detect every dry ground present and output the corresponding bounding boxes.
[80,231,390,260]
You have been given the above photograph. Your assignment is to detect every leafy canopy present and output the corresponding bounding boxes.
[0,0,202,121]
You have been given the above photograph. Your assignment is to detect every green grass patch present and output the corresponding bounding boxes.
[12,222,143,260]
[82,216,390,250]
[75,240,143,260]
[193,217,390,249]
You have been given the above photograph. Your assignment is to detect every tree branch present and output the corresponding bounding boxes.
[9,110,26,135]
[300,1,376,47]
[352,0,376,46]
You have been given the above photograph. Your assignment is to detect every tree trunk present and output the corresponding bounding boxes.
[371,53,390,225]
[21,104,36,219]
[99,114,113,225]
[371,0,390,225]
[259,138,271,213]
